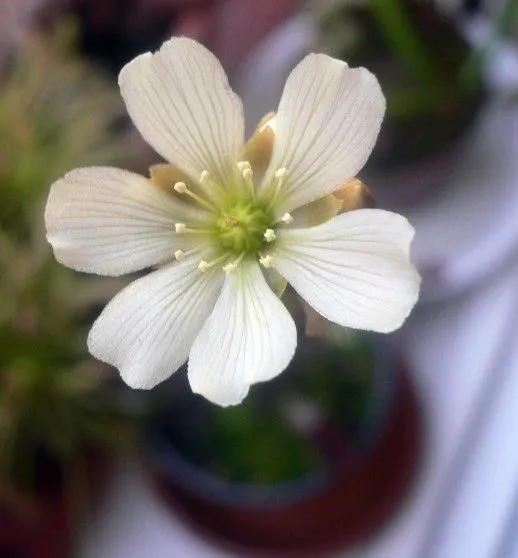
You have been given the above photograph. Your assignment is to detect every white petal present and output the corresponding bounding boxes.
[45,167,203,276]
[263,54,385,214]
[119,38,244,187]
[272,210,420,333]
[88,258,223,389]
[188,261,297,407]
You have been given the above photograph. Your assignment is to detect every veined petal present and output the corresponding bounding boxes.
[45,167,204,276]
[188,261,297,407]
[271,210,420,333]
[263,54,385,215]
[119,37,244,188]
[88,258,223,389]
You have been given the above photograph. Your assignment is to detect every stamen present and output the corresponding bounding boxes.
[242,167,255,198]
[175,223,211,235]
[237,161,251,172]
[264,228,277,242]
[223,252,246,274]
[198,252,232,273]
[222,262,236,273]
[273,168,287,198]
[200,170,212,185]
[173,181,188,194]
[259,255,274,268]
[198,169,226,199]
[267,167,288,210]
[280,212,294,225]
[275,167,287,180]
[198,260,210,272]
[173,181,216,213]
[174,248,199,261]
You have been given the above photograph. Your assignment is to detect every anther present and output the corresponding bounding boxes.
[175,223,187,233]
[280,212,294,224]
[275,167,287,179]
[197,252,233,273]
[173,181,188,194]
[223,252,246,274]
[259,255,274,268]
[264,229,277,242]
[237,161,251,172]
[174,248,199,261]
[198,260,210,272]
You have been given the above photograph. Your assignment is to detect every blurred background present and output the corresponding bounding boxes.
[1,0,518,557]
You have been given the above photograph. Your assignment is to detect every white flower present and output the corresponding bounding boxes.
[45,38,420,407]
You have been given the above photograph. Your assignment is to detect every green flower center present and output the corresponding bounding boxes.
[215,200,274,255]
[169,162,291,273]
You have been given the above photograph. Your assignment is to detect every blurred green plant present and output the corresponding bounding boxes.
[0,18,126,238]
[0,19,138,507]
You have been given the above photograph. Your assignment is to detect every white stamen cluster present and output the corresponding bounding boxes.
[170,162,293,275]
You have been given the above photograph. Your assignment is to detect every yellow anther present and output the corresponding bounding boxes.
[280,212,294,224]
[259,255,274,268]
[173,181,188,194]
[223,252,246,274]
[175,223,187,233]
[175,248,199,261]
[264,228,277,242]
[197,252,233,273]
[275,167,287,179]
[237,161,251,172]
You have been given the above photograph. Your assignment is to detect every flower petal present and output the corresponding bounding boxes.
[45,167,204,276]
[271,210,420,333]
[262,54,385,214]
[88,258,223,389]
[188,261,297,407]
[119,37,244,186]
